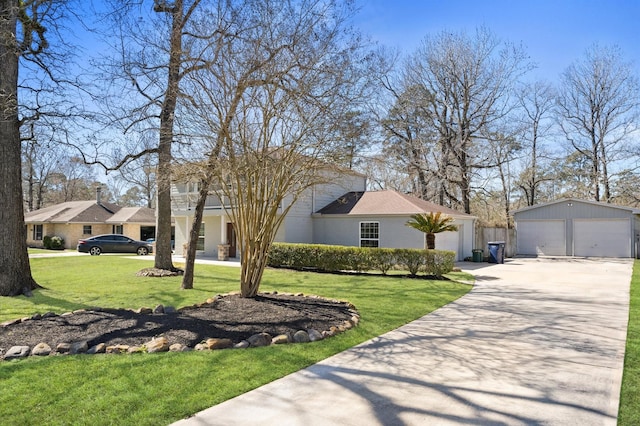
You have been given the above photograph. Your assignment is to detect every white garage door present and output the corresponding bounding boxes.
[517,220,566,256]
[573,219,631,257]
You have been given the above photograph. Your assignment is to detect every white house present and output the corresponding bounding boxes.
[313,191,476,261]
[171,171,476,261]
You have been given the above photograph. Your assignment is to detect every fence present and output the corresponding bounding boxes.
[475,227,516,258]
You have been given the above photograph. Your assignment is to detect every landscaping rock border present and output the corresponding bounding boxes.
[0,291,360,361]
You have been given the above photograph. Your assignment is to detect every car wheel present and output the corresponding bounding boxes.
[89,246,101,256]
[137,247,149,256]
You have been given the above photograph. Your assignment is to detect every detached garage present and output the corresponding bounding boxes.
[513,198,640,258]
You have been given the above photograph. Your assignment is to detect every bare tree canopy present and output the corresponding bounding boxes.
[175,0,371,296]
[401,27,532,213]
[557,44,640,202]
[515,80,557,206]
[74,0,217,273]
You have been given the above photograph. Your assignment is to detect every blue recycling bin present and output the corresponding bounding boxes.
[487,241,505,264]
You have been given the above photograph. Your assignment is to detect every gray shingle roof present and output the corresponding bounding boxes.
[106,207,156,224]
[24,201,156,224]
[316,190,474,217]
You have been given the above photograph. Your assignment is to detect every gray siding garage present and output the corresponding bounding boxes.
[513,198,639,258]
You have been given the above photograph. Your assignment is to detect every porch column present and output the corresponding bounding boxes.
[184,216,191,257]
[220,215,227,245]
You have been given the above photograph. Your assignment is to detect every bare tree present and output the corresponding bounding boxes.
[404,27,531,213]
[77,0,212,273]
[179,0,370,296]
[43,155,97,204]
[486,131,520,230]
[515,80,557,206]
[22,128,60,211]
[328,110,373,170]
[380,83,438,200]
[112,153,156,208]
[557,44,640,202]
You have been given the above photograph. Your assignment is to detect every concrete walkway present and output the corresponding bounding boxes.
[172,257,632,426]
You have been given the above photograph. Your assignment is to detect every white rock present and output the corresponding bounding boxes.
[31,342,52,356]
[4,346,31,360]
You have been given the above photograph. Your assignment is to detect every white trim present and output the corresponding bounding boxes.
[359,221,380,248]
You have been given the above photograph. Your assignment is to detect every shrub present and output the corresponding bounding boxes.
[43,235,65,250]
[396,249,425,276]
[368,248,397,275]
[50,236,65,250]
[268,243,456,277]
[425,250,456,277]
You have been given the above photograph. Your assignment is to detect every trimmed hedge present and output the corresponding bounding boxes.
[268,243,456,277]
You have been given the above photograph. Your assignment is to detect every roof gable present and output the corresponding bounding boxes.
[513,197,640,215]
[24,201,157,224]
[316,190,474,217]
[106,207,157,224]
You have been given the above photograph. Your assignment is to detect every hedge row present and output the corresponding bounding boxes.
[268,243,456,277]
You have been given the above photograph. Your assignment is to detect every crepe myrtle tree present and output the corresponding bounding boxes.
[406,212,457,250]
[178,0,372,296]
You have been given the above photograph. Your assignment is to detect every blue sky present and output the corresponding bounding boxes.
[355,0,640,81]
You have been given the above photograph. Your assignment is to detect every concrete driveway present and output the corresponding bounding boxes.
[172,257,632,426]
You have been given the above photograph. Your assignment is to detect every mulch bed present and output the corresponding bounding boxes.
[0,293,357,352]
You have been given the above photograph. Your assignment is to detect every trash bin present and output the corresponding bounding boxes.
[472,249,483,263]
[487,241,505,264]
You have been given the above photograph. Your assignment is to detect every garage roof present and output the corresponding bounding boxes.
[513,197,640,215]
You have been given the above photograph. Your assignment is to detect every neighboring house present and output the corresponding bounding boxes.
[171,170,476,261]
[25,189,157,250]
[513,197,640,258]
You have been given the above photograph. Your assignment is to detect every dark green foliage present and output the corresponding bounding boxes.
[42,235,65,250]
[268,243,456,277]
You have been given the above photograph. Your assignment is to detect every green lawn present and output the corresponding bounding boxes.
[619,259,640,425]
[0,256,472,425]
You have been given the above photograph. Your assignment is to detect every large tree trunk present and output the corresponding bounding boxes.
[153,0,183,272]
[0,1,39,296]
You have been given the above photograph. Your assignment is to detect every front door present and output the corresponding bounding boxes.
[226,223,237,258]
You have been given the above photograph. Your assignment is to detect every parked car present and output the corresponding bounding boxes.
[77,234,153,256]
[146,238,176,252]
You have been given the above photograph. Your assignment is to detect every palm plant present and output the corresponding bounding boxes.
[406,212,458,250]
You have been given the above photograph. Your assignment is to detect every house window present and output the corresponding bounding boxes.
[197,223,205,251]
[112,225,123,234]
[33,224,43,241]
[360,222,379,248]
[83,225,92,235]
